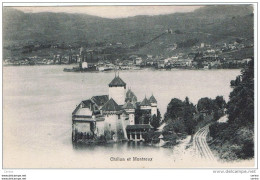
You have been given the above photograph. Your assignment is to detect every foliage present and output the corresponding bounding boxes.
[150,115,160,130]
[227,60,254,128]
[197,97,216,113]
[197,114,204,122]
[164,97,197,137]
[177,38,199,48]
[142,130,158,143]
[150,109,162,130]
[162,133,179,147]
[230,76,242,87]
[117,129,125,140]
[214,96,226,109]
[209,59,254,160]
[97,135,106,143]
[104,130,115,141]
[135,109,151,124]
[164,98,184,122]
[213,110,221,121]
[209,122,254,160]
[183,97,197,135]
[163,119,186,135]
[157,109,162,123]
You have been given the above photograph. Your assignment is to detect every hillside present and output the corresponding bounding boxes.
[3,5,254,59]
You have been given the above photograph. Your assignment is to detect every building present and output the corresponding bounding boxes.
[72,75,159,142]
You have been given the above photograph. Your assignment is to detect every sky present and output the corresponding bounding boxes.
[12,6,203,19]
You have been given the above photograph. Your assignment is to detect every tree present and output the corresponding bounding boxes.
[214,96,226,109]
[197,97,216,113]
[142,130,156,143]
[135,109,151,124]
[209,59,254,160]
[213,109,220,121]
[157,109,162,123]
[164,98,184,122]
[227,59,254,127]
[163,119,186,135]
[151,115,160,130]
[143,113,151,124]
[135,109,143,124]
[183,97,197,135]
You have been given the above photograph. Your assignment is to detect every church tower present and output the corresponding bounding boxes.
[108,75,126,105]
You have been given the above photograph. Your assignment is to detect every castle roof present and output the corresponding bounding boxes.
[126,124,152,130]
[140,97,151,106]
[91,95,109,107]
[149,95,157,103]
[126,89,137,102]
[123,101,135,109]
[109,76,126,87]
[81,99,95,108]
[101,98,121,112]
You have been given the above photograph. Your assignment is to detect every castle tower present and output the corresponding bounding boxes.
[123,101,135,125]
[108,75,126,105]
[149,95,157,116]
[101,98,127,140]
[140,96,151,110]
[125,88,137,103]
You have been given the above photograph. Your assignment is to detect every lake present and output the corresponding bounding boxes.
[3,65,244,168]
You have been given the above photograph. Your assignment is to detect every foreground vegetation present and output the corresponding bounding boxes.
[209,59,254,161]
[161,95,226,147]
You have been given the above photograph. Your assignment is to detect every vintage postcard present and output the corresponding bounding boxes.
[2,2,257,170]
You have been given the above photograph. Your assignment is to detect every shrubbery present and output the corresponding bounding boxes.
[209,59,254,161]
[162,97,197,147]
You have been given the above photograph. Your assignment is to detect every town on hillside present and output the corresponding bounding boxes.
[4,40,253,70]
[3,6,254,70]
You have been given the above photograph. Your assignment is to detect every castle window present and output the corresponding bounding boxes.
[118,115,121,119]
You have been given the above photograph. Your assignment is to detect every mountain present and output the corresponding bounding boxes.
[3,5,254,58]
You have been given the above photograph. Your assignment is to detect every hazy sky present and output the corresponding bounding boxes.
[13,6,203,18]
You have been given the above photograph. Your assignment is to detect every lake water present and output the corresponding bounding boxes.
[4,65,247,168]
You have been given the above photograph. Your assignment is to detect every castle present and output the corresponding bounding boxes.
[72,75,159,142]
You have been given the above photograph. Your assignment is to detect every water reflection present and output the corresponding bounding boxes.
[72,141,172,154]
[3,66,241,167]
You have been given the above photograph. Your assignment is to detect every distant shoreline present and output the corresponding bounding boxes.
[2,64,243,71]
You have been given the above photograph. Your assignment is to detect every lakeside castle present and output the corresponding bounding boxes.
[72,75,159,142]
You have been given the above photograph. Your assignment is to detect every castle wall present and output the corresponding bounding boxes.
[140,105,151,110]
[125,109,135,125]
[96,121,105,136]
[76,107,92,116]
[104,114,119,132]
[73,122,92,134]
[151,106,157,116]
[129,113,135,125]
[109,86,125,105]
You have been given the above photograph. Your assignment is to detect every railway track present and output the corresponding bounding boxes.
[193,125,216,161]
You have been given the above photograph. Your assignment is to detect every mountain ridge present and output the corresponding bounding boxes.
[3,5,254,59]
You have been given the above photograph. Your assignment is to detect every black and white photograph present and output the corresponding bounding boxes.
[1,1,257,171]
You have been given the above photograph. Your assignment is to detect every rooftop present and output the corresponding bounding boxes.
[149,95,157,103]
[101,98,121,112]
[126,88,137,102]
[123,101,135,109]
[126,124,152,130]
[109,75,126,87]
[91,95,109,107]
[81,99,95,108]
[140,97,151,106]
